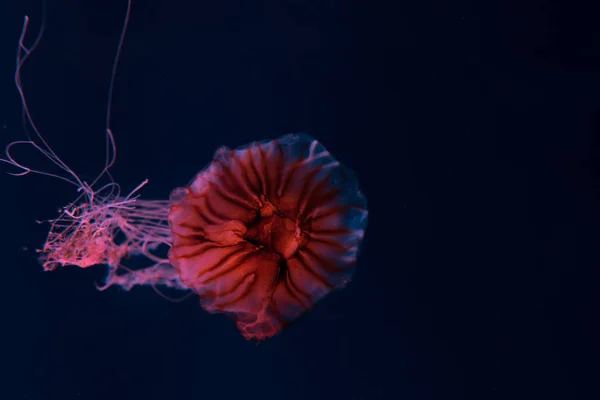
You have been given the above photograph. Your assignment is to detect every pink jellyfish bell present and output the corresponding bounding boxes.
[168,134,368,340]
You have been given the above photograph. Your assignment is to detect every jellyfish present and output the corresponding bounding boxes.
[30,132,368,340]
[2,2,368,340]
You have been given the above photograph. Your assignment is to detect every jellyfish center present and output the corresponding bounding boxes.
[244,196,307,261]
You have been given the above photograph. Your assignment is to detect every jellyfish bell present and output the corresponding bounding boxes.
[168,134,368,340]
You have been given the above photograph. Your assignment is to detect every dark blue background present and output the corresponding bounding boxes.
[1,1,600,399]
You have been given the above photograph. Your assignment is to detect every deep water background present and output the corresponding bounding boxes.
[1,1,600,399]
